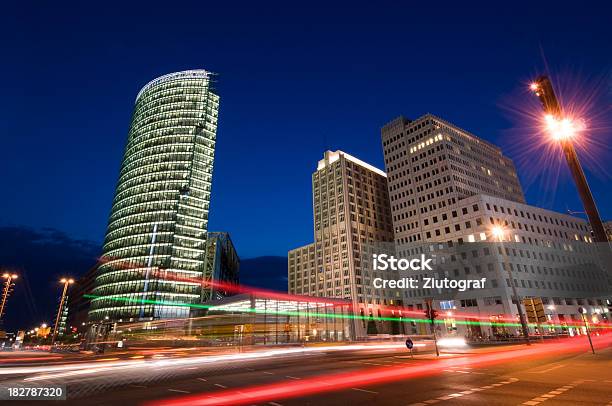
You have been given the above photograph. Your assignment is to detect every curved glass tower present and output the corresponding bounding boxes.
[89,70,219,322]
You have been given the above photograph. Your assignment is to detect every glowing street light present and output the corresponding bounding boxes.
[529,76,607,243]
[52,277,75,345]
[490,226,530,344]
[491,226,506,241]
[0,272,18,322]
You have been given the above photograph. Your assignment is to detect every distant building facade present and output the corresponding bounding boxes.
[203,232,240,301]
[89,70,220,322]
[289,151,402,338]
[381,114,610,337]
[67,266,97,337]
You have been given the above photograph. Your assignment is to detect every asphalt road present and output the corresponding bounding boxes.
[1,339,611,405]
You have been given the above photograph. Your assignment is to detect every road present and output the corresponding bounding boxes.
[0,336,611,405]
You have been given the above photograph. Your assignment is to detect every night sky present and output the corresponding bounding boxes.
[2,2,611,260]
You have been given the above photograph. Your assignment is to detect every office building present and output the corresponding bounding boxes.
[381,114,610,337]
[289,150,402,337]
[202,232,240,301]
[89,70,220,322]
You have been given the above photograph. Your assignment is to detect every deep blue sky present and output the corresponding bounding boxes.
[2,2,611,259]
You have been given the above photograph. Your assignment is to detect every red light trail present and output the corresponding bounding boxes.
[148,334,612,406]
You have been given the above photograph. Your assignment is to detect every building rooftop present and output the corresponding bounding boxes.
[135,69,214,103]
[317,150,386,177]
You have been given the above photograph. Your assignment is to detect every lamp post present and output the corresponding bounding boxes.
[51,278,74,345]
[0,273,18,322]
[578,306,595,354]
[529,76,607,243]
[491,226,530,345]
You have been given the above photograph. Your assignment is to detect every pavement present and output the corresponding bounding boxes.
[0,337,610,405]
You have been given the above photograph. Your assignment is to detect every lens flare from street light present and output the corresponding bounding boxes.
[491,226,505,240]
[500,71,610,204]
[544,114,585,141]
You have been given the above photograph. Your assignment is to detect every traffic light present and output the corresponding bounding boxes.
[424,302,438,325]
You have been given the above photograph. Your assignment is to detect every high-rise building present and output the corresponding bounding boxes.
[288,151,401,337]
[381,114,610,337]
[382,114,524,246]
[89,70,219,322]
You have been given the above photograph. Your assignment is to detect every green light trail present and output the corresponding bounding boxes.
[84,294,610,330]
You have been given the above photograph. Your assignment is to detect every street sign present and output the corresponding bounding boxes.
[523,297,546,324]
[405,337,414,349]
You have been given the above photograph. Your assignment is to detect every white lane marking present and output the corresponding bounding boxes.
[522,382,581,405]
[409,378,519,406]
[168,389,190,393]
[197,377,207,382]
[529,364,565,374]
[285,375,301,380]
[351,387,378,394]
[269,402,283,406]
[214,383,227,388]
[263,371,274,375]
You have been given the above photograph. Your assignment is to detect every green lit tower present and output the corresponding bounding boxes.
[89,70,219,322]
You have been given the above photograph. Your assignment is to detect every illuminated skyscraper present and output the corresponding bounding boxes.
[89,70,219,322]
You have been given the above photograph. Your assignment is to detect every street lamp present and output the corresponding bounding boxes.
[491,226,530,345]
[51,277,74,345]
[578,307,595,354]
[529,77,607,243]
[0,273,18,322]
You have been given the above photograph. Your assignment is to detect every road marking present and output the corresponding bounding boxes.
[351,387,378,394]
[197,378,207,382]
[268,402,283,406]
[529,364,565,374]
[129,384,147,388]
[168,389,190,393]
[521,381,581,405]
[263,371,274,375]
[214,383,227,388]
[408,378,519,406]
[245,367,255,371]
[285,376,301,380]
[185,367,198,370]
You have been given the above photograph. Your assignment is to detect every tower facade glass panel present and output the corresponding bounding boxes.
[89,70,219,322]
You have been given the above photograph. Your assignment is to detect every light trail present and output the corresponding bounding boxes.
[95,256,533,324]
[0,356,63,363]
[148,334,612,406]
[0,344,406,379]
[84,294,612,331]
